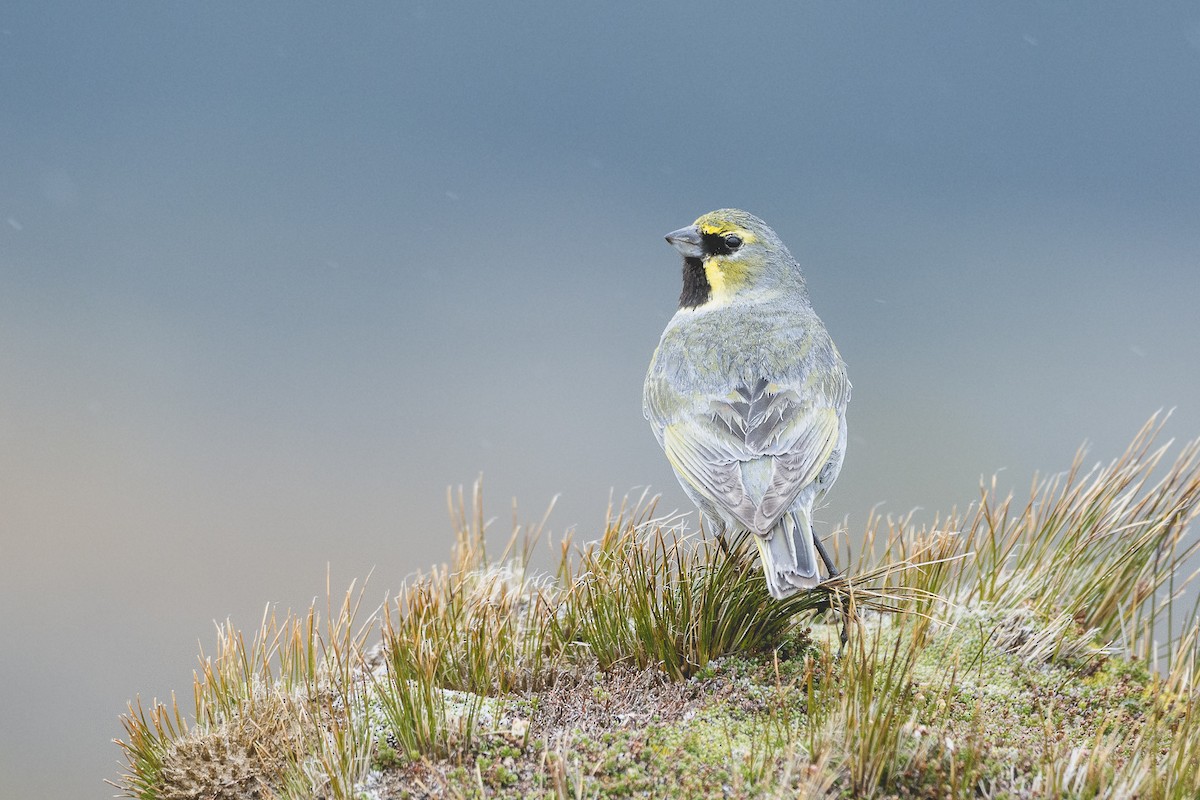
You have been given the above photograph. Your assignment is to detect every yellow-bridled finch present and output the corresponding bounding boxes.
[643,209,850,599]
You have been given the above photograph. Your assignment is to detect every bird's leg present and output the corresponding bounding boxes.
[700,515,729,561]
[709,518,732,558]
[716,535,732,558]
[814,534,839,578]
[814,534,850,652]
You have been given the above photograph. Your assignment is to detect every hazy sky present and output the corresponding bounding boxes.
[2,4,1199,796]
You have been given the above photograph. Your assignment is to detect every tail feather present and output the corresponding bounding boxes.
[754,508,820,599]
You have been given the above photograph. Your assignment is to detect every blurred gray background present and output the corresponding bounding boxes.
[2,3,1198,796]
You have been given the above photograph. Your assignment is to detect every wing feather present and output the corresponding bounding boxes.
[753,408,839,530]
[657,380,842,535]
[663,425,760,530]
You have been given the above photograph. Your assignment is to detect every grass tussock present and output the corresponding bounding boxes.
[559,494,925,681]
[115,416,1200,799]
[114,579,377,799]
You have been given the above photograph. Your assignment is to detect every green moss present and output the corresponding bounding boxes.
[371,742,402,771]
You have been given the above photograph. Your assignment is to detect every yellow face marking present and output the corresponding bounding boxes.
[696,221,759,246]
[703,259,730,302]
[701,227,755,305]
[688,214,764,307]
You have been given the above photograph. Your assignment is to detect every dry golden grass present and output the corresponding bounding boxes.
[113,416,1200,799]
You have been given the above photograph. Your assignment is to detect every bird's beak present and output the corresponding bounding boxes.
[664,225,704,258]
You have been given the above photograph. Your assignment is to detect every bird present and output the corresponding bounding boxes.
[643,209,850,599]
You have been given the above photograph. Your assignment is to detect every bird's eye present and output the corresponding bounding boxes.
[724,234,743,250]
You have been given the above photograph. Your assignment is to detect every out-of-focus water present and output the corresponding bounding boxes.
[1,4,1198,796]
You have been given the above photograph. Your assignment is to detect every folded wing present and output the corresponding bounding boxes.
[657,377,841,534]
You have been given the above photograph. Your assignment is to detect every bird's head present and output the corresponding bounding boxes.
[665,209,803,310]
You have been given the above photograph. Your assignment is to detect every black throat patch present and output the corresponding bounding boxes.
[678,256,710,308]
